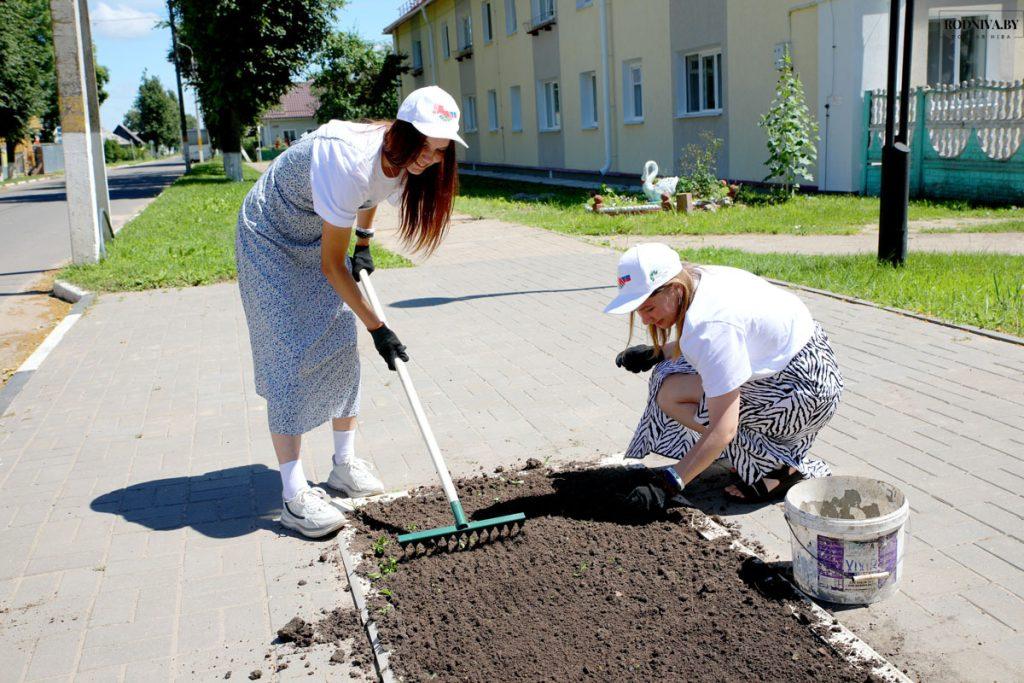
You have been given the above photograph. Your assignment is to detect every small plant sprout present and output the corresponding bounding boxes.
[379,556,399,576]
[372,535,390,557]
[574,561,589,578]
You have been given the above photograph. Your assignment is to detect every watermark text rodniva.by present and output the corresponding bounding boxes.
[940,11,1024,40]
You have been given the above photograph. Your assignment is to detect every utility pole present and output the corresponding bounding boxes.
[50,0,111,264]
[877,0,915,266]
[167,0,192,173]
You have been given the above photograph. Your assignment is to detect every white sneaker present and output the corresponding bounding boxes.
[327,458,385,498]
[280,487,348,538]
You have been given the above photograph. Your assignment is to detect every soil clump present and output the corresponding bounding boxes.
[351,466,871,682]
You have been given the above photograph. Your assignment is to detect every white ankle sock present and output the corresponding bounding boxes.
[332,429,355,466]
[280,459,309,501]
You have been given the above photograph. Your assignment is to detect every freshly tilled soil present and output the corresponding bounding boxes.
[351,465,871,682]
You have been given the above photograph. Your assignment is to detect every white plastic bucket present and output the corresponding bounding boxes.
[784,476,909,605]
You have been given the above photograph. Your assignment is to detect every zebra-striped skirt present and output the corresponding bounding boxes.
[624,323,843,486]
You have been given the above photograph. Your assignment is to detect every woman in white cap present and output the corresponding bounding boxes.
[604,243,843,511]
[235,86,467,537]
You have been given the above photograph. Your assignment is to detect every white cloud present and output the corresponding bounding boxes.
[90,2,162,39]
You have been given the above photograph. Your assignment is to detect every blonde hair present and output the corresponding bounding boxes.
[625,264,701,358]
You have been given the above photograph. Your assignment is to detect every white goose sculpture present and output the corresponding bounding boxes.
[641,160,679,203]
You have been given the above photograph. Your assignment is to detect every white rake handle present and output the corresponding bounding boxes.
[358,270,461,506]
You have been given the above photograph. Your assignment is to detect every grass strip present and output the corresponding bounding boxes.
[455,175,1024,236]
[60,160,412,292]
[669,247,1023,337]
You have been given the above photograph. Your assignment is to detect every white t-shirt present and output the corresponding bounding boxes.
[678,266,815,398]
[309,121,404,227]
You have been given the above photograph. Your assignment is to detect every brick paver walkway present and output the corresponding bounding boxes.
[1,203,1022,681]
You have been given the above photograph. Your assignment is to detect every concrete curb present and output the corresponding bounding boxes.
[766,278,1024,347]
[335,528,396,683]
[0,174,62,192]
[0,291,94,418]
[52,279,89,304]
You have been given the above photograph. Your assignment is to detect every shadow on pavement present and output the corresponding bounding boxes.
[0,164,183,205]
[390,284,616,308]
[90,464,288,539]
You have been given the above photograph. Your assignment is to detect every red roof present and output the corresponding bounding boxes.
[263,82,319,120]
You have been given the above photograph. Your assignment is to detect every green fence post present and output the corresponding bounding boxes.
[860,91,872,195]
[910,87,927,197]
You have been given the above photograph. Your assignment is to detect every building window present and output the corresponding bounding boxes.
[412,41,423,71]
[928,15,987,85]
[483,2,494,43]
[580,71,598,129]
[459,15,473,49]
[463,95,478,132]
[487,90,499,131]
[678,49,722,115]
[505,0,517,35]
[538,79,560,131]
[531,0,555,23]
[442,22,451,59]
[623,60,643,122]
[576,0,592,7]
[283,130,297,144]
[510,85,522,132]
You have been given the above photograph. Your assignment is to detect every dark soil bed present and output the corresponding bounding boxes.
[350,466,872,682]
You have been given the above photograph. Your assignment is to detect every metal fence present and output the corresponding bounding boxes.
[862,79,1024,203]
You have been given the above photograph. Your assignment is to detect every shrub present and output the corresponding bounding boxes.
[677,132,726,200]
[759,53,818,196]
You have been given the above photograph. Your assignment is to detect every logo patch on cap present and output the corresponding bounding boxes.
[617,274,631,287]
[433,104,458,122]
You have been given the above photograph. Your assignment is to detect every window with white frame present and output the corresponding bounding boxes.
[487,89,499,130]
[483,2,494,43]
[537,79,560,131]
[463,95,478,131]
[678,49,722,115]
[927,15,987,85]
[442,22,451,58]
[412,41,423,70]
[459,15,473,49]
[531,0,555,23]
[623,60,643,122]
[580,71,598,128]
[510,85,522,131]
[505,0,517,34]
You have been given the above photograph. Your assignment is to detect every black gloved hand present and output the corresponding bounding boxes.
[350,244,374,282]
[369,324,408,371]
[623,467,686,515]
[615,345,664,373]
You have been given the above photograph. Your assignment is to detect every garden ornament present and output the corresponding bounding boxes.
[641,160,679,203]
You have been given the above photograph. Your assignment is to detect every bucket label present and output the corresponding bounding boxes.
[817,535,846,591]
[877,530,899,588]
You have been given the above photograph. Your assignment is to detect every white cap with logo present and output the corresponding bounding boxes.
[397,86,469,149]
[603,243,684,314]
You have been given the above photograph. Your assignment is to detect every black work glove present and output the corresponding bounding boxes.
[623,468,686,515]
[615,345,664,373]
[369,324,408,371]
[350,244,374,282]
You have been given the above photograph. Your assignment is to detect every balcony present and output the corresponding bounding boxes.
[525,9,557,35]
[411,66,424,76]
[454,44,474,61]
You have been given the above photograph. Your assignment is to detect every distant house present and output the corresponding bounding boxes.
[260,81,319,148]
[112,124,144,147]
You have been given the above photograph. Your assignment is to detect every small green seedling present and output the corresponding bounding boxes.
[573,561,589,578]
[372,535,390,557]
[379,556,398,576]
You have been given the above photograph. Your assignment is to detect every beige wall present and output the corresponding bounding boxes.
[501,0,540,167]
[559,1,605,171]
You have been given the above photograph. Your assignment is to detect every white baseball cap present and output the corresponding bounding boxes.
[397,86,469,149]
[603,243,684,314]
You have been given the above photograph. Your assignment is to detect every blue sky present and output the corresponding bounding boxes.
[89,0,404,131]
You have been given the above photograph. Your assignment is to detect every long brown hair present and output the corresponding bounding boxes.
[381,120,458,253]
[626,265,702,358]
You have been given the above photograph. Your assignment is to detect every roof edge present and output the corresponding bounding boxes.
[382,0,436,34]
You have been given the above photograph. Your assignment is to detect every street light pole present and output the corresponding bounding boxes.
[167,0,191,173]
[877,0,915,266]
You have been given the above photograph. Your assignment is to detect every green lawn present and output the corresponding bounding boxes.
[60,160,412,291]
[671,248,1023,337]
[455,175,1024,236]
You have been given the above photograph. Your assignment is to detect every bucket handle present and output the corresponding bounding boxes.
[784,516,904,582]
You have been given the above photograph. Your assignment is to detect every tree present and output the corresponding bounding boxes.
[312,32,409,123]
[758,54,818,197]
[0,0,48,171]
[173,0,345,180]
[123,73,180,149]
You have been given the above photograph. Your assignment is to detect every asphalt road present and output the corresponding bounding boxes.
[0,158,186,297]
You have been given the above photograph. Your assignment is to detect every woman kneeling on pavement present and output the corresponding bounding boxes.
[235,86,467,538]
[604,243,844,512]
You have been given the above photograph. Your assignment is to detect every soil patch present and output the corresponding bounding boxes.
[351,465,871,682]
[0,271,70,386]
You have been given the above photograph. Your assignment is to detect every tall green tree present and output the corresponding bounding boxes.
[0,0,48,169]
[173,0,345,180]
[758,54,819,196]
[312,32,409,123]
[123,73,180,149]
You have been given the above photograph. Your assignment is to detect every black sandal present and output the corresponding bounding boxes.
[724,467,804,504]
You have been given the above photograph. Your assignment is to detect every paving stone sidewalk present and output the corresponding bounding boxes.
[1,202,1022,681]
